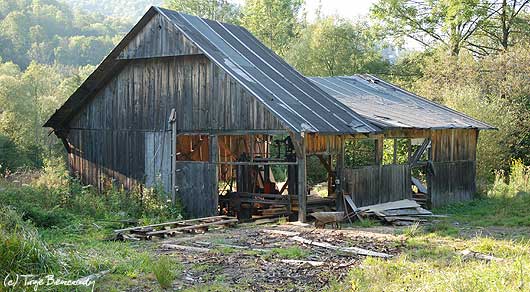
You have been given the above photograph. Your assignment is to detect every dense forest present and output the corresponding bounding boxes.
[0,0,529,186]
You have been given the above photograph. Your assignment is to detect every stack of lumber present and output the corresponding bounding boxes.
[357,199,439,226]
[114,215,238,240]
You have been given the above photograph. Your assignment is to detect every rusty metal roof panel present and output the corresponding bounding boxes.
[308,75,494,130]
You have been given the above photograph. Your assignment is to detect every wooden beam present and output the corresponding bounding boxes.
[216,161,297,166]
[170,108,177,205]
[174,129,288,136]
[393,138,398,164]
[336,136,345,211]
[409,138,431,167]
[289,132,307,222]
[374,136,384,165]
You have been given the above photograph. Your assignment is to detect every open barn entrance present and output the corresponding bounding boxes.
[217,134,298,221]
[171,132,345,222]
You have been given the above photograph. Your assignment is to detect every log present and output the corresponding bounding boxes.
[280,259,325,267]
[161,244,210,253]
[290,236,392,258]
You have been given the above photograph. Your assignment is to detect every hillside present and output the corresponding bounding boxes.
[61,0,163,20]
[0,0,131,68]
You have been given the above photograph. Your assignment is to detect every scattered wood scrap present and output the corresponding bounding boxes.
[357,199,440,226]
[461,249,504,262]
[262,229,392,258]
[290,236,392,258]
[161,244,211,253]
[114,216,238,240]
[280,259,325,267]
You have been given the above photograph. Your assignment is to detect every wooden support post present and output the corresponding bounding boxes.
[210,135,219,214]
[393,138,398,164]
[407,139,412,162]
[327,154,333,196]
[289,132,307,222]
[375,136,384,165]
[169,109,177,205]
[336,135,345,211]
[297,137,307,222]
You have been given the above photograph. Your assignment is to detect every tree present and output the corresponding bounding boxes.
[401,45,530,181]
[470,0,530,54]
[371,0,530,56]
[241,0,303,56]
[164,0,241,23]
[285,16,390,76]
[0,0,129,68]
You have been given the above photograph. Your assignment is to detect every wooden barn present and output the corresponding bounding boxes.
[45,7,493,222]
[309,76,494,208]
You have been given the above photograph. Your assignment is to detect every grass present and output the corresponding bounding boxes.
[326,161,530,291]
[1,160,530,291]
[0,161,185,291]
[271,246,309,259]
[434,160,530,227]
[338,234,530,292]
[0,206,58,277]
[151,257,179,289]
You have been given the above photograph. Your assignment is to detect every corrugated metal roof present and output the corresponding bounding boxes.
[45,7,377,134]
[156,8,376,134]
[308,75,494,130]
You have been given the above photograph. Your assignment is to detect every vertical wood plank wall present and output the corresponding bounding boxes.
[429,129,478,207]
[341,129,478,208]
[343,165,411,207]
[174,162,218,217]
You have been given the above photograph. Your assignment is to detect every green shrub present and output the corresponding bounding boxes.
[0,206,58,277]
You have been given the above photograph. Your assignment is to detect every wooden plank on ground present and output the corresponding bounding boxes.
[358,199,420,213]
[114,215,233,233]
[147,218,238,236]
[161,244,210,253]
[290,236,392,258]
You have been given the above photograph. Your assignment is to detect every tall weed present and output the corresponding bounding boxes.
[0,206,58,277]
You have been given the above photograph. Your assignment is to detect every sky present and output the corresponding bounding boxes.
[231,0,378,21]
[303,0,378,20]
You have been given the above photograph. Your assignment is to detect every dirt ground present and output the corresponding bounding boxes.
[147,223,406,291]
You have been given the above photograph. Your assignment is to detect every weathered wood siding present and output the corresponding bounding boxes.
[69,56,284,132]
[306,134,343,154]
[174,162,218,217]
[145,131,172,193]
[343,165,411,207]
[65,11,285,207]
[429,161,476,208]
[429,129,478,207]
[67,129,145,190]
[118,14,201,60]
[431,129,477,162]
